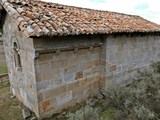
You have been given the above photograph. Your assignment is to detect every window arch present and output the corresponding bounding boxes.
[13,42,21,68]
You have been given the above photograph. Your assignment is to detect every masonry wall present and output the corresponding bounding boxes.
[34,34,160,118]
[33,35,103,118]
[102,34,160,87]
[0,40,6,67]
[2,15,39,117]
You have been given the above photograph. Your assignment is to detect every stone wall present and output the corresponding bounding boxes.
[2,15,39,117]
[102,34,160,87]
[33,34,160,118]
[0,40,6,67]
[34,35,103,118]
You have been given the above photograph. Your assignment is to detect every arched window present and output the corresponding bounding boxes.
[13,42,21,68]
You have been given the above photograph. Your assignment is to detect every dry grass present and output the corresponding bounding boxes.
[0,85,23,120]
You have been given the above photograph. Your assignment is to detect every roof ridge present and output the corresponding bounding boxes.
[37,0,142,18]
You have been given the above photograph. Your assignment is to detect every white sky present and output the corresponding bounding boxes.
[42,0,160,24]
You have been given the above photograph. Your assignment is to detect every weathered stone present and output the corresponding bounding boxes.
[75,71,83,80]
[30,117,37,120]
[109,64,117,72]
[80,78,89,86]
[37,80,53,91]
[44,85,67,100]
[22,107,31,119]
[64,64,78,74]
[10,95,16,99]
[67,81,80,91]
[63,73,75,83]
[38,54,53,62]
[26,92,36,106]
[94,93,104,100]
[38,92,44,103]
[53,77,62,87]
[51,59,67,68]
[72,87,83,98]
[114,72,122,79]
[40,100,53,113]
[55,91,72,106]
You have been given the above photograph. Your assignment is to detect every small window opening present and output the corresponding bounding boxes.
[13,42,21,68]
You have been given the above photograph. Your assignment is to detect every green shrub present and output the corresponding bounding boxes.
[102,61,160,120]
[67,105,99,120]
[151,61,160,74]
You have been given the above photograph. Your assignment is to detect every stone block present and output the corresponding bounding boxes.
[80,78,89,86]
[38,53,53,62]
[38,92,44,103]
[67,81,80,91]
[53,77,62,87]
[106,74,113,80]
[83,69,92,77]
[44,85,67,100]
[85,60,99,69]
[63,73,75,83]
[78,49,88,56]
[117,65,122,72]
[38,62,51,72]
[87,76,96,83]
[101,60,106,66]
[35,72,42,82]
[91,80,99,93]
[114,72,122,79]
[22,107,31,119]
[40,71,54,81]
[91,67,99,74]
[75,71,83,80]
[37,80,54,92]
[109,64,117,72]
[72,87,83,98]
[55,91,72,106]
[64,64,78,74]
[51,59,67,68]
[82,84,92,96]
[40,100,54,113]
[26,92,36,106]
[99,76,105,89]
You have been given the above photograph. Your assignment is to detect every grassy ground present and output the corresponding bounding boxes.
[0,65,23,120]
[0,84,23,120]
[0,66,8,74]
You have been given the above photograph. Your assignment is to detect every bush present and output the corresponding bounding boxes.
[58,61,160,120]
[102,61,160,120]
[67,105,99,120]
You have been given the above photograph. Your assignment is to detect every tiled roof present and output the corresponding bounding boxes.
[1,0,160,37]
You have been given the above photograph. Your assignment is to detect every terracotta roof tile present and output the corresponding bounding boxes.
[1,0,160,37]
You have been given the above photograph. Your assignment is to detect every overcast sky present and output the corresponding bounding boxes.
[42,0,160,24]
